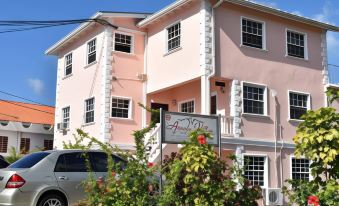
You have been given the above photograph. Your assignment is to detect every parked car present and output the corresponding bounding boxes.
[0,155,9,169]
[0,150,126,206]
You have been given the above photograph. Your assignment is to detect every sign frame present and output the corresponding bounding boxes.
[160,110,221,146]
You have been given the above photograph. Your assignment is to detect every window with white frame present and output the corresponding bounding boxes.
[289,92,309,120]
[85,98,95,123]
[243,83,266,115]
[62,106,70,129]
[114,33,132,53]
[111,97,131,119]
[180,100,194,113]
[87,39,96,64]
[167,22,181,52]
[291,157,310,180]
[243,155,266,186]
[65,53,72,76]
[287,30,306,59]
[241,18,264,49]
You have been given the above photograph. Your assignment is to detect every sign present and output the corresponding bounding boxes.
[161,111,220,145]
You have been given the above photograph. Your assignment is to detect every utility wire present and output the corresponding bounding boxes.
[0,90,51,106]
[328,64,339,68]
[0,19,118,34]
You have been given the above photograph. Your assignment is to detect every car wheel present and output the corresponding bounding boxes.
[38,194,66,206]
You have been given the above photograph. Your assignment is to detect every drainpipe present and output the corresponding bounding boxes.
[142,33,148,128]
[271,89,278,188]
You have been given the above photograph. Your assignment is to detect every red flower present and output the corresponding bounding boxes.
[197,135,207,145]
[308,195,319,206]
[111,171,116,177]
[147,162,154,168]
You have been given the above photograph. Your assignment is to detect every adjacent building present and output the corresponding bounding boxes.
[46,0,339,205]
[0,100,54,156]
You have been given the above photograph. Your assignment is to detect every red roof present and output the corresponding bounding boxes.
[0,100,55,125]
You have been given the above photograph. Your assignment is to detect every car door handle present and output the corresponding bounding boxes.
[58,176,69,180]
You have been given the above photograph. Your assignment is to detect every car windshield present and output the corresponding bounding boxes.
[9,152,50,168]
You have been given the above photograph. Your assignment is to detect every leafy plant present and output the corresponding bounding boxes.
[5,147,23,163]
[159,129,262,206]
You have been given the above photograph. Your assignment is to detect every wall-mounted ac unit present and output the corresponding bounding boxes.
[265,188,283,205]
[57,123,68,131]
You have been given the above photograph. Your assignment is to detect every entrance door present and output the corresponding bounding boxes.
[150,103,169,123]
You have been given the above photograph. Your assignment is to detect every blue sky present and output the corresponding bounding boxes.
[0,0,338,106]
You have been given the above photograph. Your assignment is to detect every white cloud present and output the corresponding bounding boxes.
[291,11,303,16]
[250,0,278,8]
[312,1,339,24]
[28,78,44,95]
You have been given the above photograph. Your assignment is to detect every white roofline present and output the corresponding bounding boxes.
[45,12,150,55]
[138,0,339,31]
[137,0,194,28]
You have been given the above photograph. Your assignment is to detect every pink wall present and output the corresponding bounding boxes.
[215,2,326,143]
[109,25,145,146]
[146,0,201,94]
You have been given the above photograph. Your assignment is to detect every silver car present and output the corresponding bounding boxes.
[0,150,126,206]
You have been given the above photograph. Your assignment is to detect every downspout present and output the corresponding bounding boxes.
[142,33,148,128]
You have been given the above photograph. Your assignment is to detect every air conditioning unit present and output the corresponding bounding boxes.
[137,73,147,82]
[265,188,283,206]
[57,123,68,131]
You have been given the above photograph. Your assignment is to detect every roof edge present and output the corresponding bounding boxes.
[226,0,339,32]
[137,0,193,28]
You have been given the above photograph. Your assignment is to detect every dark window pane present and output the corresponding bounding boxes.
[9,152,50,168]
[88,52,96,64]
[63,152,88,172]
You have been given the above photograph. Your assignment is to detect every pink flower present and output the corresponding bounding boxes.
[147,162,154,168]
[197,135,207,145]
[308,195,319,206]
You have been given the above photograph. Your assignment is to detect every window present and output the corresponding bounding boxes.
[20,138,30,154]
[44,139,53,150]
[54,152,88,172]
[9,152,50,168]
[114,33,132,53]
[22,122,31,128]
[85,98,95,123]
[87,39,96,64]
[244,155,266,187]
[0,121,8,126]
[243,83,266,115]
[180,100,195,113]
[241,18,264,49]
[62,106,70,129]
[43,124,52,131]
[65,53,72,76]
[291,157,310,181]
[111,97,131,119]
[0,136,8,153]
[167,22,181,52]
[289,92,309,120]
[210,94,217,115]
[287,30,306,59]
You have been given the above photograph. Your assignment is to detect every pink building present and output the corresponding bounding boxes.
[46,0,339,205]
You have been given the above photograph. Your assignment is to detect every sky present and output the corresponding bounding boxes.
[0,0,338,106]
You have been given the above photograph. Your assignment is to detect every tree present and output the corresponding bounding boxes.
[283,91,339,206]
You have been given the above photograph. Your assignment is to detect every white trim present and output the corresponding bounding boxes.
[287,90,311,121]
[164,20,182,54]
[290,155,313,181]
[63,52,73,77]
[178,98,195,113]
[240,16,267,50]
[84,97,95,124]
[61,105,71,129]
[113,31,135,54]
[110,96,133,120]
[241,81,268,116]
[86,37,97,66]
[242,153,269,189]
[285,28,308,60]
[221,136,295,149]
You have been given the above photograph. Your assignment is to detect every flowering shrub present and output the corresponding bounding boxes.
[159,129,262,206]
